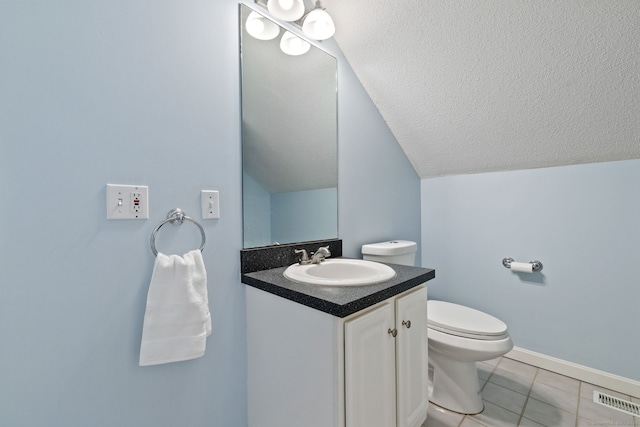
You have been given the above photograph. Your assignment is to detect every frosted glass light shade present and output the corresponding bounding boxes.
[246,11,280,40]
[280,31,311,56]
[267,0,305,21]
[302,8,335,40]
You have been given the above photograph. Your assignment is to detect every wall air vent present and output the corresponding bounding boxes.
[593,391,640,418]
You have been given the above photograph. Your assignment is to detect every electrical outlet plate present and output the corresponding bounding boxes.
[106,184,149,220]
[201,190,220,219]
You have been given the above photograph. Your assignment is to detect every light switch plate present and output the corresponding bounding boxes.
[201,190,220,219]
[106,184,149,220]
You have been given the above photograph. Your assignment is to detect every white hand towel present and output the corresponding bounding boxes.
[139,249,211,366]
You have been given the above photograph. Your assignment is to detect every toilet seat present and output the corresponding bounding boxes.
[427,300,509,340]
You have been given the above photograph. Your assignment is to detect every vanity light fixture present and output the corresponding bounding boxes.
[267,0,305,22]
[279,31,311,56]
[245,11,281,40]
[255,0,336,41]
[247,0,335,56]
[301,1,335,40]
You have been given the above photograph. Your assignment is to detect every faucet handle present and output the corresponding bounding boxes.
[294,249,310,264]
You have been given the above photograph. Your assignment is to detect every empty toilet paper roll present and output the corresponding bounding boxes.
[510,261,533,273]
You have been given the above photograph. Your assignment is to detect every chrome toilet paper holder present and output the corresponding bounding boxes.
[502,258,543,272]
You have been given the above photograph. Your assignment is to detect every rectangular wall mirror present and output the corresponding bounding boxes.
[240,4,338,249]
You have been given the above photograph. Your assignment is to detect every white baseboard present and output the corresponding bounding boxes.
[505,347,640,399]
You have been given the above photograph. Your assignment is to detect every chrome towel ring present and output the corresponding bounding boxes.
[150,208,206,256]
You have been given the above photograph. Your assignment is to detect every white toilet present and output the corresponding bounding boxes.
[362,240,514,415]
[427,300,513,414]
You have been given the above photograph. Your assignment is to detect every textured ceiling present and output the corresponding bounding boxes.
[324,0,640,178]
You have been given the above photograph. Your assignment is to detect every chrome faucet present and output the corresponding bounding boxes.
[294,246,331,265]
[310,246,331,264]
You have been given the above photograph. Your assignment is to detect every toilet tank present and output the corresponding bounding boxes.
[361,240,417,267]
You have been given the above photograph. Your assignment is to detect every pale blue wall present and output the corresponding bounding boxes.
[242,172,271,247]
[0,0,421,425]
[421,159,640,380]
[242,177,338,247]
[337,60,422,261]
[0,1,246,426]
[271,188,337,244]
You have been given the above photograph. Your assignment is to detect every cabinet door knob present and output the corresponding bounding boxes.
[388,328,397,337]
[402,320,411,329]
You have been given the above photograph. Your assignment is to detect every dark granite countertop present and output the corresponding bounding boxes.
[241,258,435,318]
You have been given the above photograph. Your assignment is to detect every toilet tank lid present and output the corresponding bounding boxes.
[361,240,417,256]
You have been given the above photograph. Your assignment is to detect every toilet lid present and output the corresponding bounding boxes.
[427,300,508,340]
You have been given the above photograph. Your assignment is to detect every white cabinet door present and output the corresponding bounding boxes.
[345,303,397,427]
[395,287,429,427]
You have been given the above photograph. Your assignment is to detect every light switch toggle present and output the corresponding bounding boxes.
[201,190,220,219]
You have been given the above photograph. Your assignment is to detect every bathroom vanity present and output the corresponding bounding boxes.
[242,244,435,427]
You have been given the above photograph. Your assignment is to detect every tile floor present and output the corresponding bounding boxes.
[423,357,639,427]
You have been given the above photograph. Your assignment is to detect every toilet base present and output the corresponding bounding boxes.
[428,356,484,415]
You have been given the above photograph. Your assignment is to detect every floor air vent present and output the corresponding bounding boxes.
[593,391,640,418]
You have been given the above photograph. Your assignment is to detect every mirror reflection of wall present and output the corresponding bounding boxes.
[240,5,338,248]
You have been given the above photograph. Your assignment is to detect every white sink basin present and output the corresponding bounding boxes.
[283,258,396,286]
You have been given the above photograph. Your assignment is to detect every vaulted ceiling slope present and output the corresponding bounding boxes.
[325,0,640,178]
